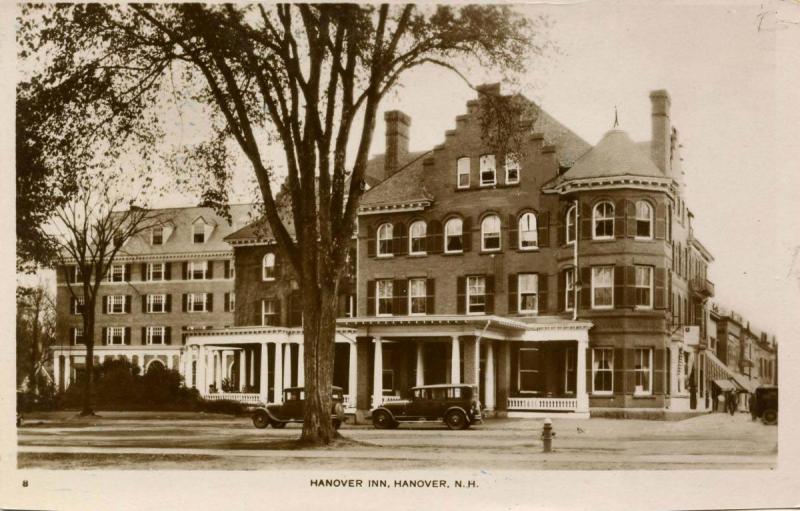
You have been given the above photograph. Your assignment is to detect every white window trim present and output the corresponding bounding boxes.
[408,221,427,256]
[73,328,84,345]
[107,295,127,315]
[634,201,654,240]
[376,223,394,258]
[566,206,577,245]
[592,347,614,395]
[633,348,653,396]
[634,266,654,310]
[146,326,166,345]
[72,296,85,315]
[466,276,486,315]
[457,157,470,189]
[565,268,575,312]
[106,326,126,345]
[505,154,520,185]
[229,292,236,312]
[444,218,464,254]
[591,266,614,310]
[147,294,167,314]
[192,222,207,243]
[151,227,164,246]
[187,293,208,313]
[189,261,208,280]
[517,347,540,394]
[376,280,393,317]
[592,202,615,240]
[107,264,126,283]
[262,253,276,281]
[408,278,427,316]
[147,262,166,282]
[518,273,538,315]
[518,212,538,250]
[261,299,278,326]
[481,215,501,252]
[479,154,496,187]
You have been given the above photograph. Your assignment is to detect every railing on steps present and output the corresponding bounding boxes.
[507,397,578,411]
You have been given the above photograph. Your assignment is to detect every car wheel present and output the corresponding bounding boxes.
[762,409,777,425]
[372,410,394,429]
[445,410,468,430]
[272,421,287,429]
[252,411,270,429]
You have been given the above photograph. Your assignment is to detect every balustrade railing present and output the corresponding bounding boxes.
[507,397,577,411]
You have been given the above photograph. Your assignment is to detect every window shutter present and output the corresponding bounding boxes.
[125,295,131,313]
[166,327,172,345]
[141,327,147,345]
[613,348,624,394]
[537,211,550,247]
[103,296,108,314]
[70,296,75,314]
[367,224,376,257]
[507,274,518,314]
[485,275,495,314]
[207,293,213,312]
[580,267,592,309]
[182,262,188,280]
[427,220,443,254]
[337,294,347,318]
[580,202,592,240]
[275,297,282,326]
[462,216,472,252]
[166,294,172,312]
[426,278,435,314]
[614,266,625,308]
[624,266,636,308]
[205,261,212,279]
[69,327,75,344]
[611,200,623,238]
[224,292,230,312]
[653,348,665,394]
[538,273,548,313]
[557,208,566,247]
[508,214,518,249]
[394,222,407,256]
[366,281,376,316]
[394,279,408,315]
[224,260,231,279]
[654,268,667,309]
[141,263,148,281]
[626,200,637,238]
[165,262,172,281]
[125,327,131,345]
[142,295,148,313]
[102,327,108,345]
[456,276,466,315]
[624,348,636,394]
[655,203,667,240]
[125,264,132,281]
[182,294,187,313]
[557,270,565,312]
[585,348,592,393]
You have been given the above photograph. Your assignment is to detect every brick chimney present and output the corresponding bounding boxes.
[384,110,411,179]
[649,89,671,174]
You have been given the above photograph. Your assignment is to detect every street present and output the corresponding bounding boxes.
[17,411,777,470]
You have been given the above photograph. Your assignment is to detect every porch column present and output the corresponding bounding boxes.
[576,335,589,413]
[297,343,305,387]
[273,342,284,403]
[239,350,246,391]
[197,345,206,393]
[53,352,61,392]
[484,341,496,410]
[348,342,357,399]
[249,348,255,387]
[464,336,479,384]
[215,350,222,390]
[283,343,292,389]
[182,348,191,384]
[415,342,425,387]
[372,336,383,409]
[356,338,371,415]
[259,343,269,403]
[63,355,71,390]
[224,349,233,379]
[167,353,174,370]
[450,336,461,384]
[496,342,510,412]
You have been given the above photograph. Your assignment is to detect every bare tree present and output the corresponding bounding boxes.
[16,281,56,394]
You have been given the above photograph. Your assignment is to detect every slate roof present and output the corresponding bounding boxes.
[364,150,428,186]
[531,106,592,167]
[557,130,665,181]
[358,151,434,208]
[224,204,295,243]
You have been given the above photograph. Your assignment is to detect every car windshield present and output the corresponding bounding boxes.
[284,390,303,401]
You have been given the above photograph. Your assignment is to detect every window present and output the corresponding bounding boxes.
[193,222,206,243]
[228,261,236,279]
[467,276,486,314]
[566,205,577,245]
[409,221,426,255]
[635,201,653,239]
[518,213,538,249]
[481,215,501,251]
[505,154,520,184]
[107,295,127,314]
[518,273,538,314]
[633,348,652,395]
[262,253,276,281]
[635,266,653,309]
[408,278,427,315]
[518,348,540,392]
[106,327,125,345]
[68,265,83,283]
[147,294,166,313]
[480,154,496,186]
[189,261,208,280]
[591,266,613,309]
[377,280,393,316]
[261,299,278,326]
[565,268,575,311]
[147,262,165,282]
[107,264,125,282]
[377,223,393,257]
[457,157,470,188]
[151,226,163,245]
[592,348,613,393]
[228,292,236,312]
[383,369,395,393]
[146,326,165,345]
[187,293,208,312]
[72,296,85,315]
[73,328,84,345]
[444,218,463,253]
[593,202,614,239]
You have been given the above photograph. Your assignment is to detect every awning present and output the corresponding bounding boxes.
[713,379,738,392]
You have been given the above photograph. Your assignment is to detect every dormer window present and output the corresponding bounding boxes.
[457,157,470,188]
[151,226,164,245]
[193,221,206,243]
[505,154,520,184]
[480,155,496,186]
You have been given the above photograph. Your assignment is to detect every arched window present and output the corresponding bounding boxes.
[518,213,538,249]
[444,218,463,253]
[635,201,653,239]
[593,202,614,239]
[409,221,427,254]
[481,215,501,251]
[457,157,470,188]
[566,206,577,244]
[262,253,276,281]
[377,223,393,256]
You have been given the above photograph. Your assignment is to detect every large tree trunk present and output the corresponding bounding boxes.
[81,310,95,416]
[30,297,41,395]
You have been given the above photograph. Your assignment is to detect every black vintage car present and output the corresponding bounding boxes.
[749,385,778,425]
[252,386,346,430]
[371,384,482,430]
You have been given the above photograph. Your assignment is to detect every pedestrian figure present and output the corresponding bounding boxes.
[727,390,737,415]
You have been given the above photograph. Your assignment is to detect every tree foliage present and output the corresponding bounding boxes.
[16,282,56,393]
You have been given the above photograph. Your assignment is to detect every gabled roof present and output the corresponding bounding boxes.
[359,151,434,209]
[559,129,665,181]
[364,150,428,185]
[224,207,295,244]
[531,106,591,167]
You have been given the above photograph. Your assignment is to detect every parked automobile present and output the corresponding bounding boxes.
[251,386,346,430]
[371,384,482,430]
[749,385,778,425]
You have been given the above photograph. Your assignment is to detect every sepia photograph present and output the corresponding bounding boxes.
[3,0,800,509]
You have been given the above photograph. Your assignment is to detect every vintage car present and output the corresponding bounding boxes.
[371,384,482,430]
[749,385,778,425]
[252,386,346,430]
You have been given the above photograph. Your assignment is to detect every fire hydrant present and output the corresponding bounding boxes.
[541,417,555,453]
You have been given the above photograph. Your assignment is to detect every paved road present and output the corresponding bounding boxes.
[17,411,777,470]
